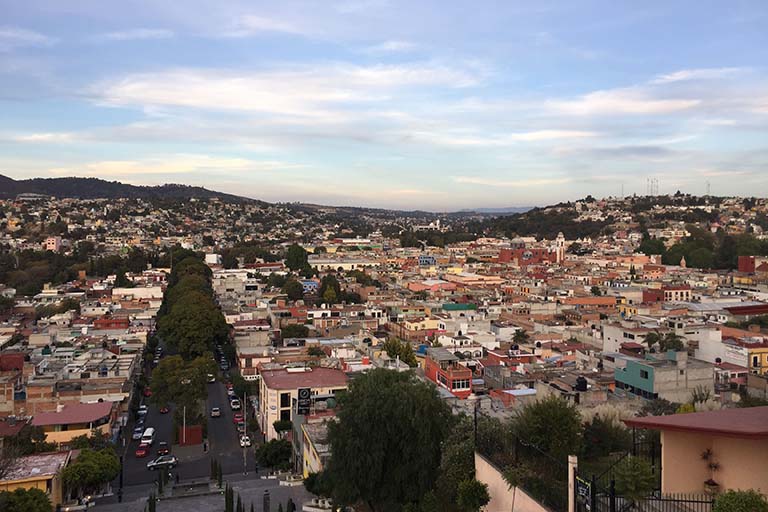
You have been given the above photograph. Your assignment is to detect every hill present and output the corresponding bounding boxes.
[0,174,249,202]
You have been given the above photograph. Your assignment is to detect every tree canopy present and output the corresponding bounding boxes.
[325,369,452,511]
[0,488,51,512]
[62,448,120,497]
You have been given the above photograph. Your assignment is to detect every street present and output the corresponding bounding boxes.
[119,380,257,489]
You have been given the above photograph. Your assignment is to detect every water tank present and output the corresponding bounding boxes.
[575,376,588,392]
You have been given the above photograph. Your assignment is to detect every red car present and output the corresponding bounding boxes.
[159,406,169,414]
[233,412,244,423]
[143,388,152,398]
[225,383,234,391]
[135,443,150,458]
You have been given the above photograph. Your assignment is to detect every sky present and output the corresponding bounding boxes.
[0,1,767,211]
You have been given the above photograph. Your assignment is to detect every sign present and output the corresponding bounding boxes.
[576,476,591,509]
[297,387,311,415]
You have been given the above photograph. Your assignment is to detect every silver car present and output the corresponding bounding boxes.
[146,455,178,471]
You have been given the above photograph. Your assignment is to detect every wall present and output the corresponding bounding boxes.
[661,430,768,494]
[43,422,111,445]
[474,452,550,512]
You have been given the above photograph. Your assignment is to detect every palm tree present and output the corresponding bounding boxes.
[660,332,684,352]
[643,331,662,350]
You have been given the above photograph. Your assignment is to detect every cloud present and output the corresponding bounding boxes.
[225,15,308,37]
[335,0,390,14]
[0,26,56,52]
[454,176,572,187]
[10,132,75,143]
[403,129,596,147]
[651,67,746,84]
[92,63,481,118]
[98,28,175,41]
[362,40,417,54]
[549,87,700,115]
[48,154,304,178]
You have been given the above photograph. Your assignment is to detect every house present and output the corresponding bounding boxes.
[614,351,713,403]
[424,347,473,399]
[32,401,114,445]
[301,421,330,478]
[625,407,768,494]
[258,367,348,441]
[0,450,71,509]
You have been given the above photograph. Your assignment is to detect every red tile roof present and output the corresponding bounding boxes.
[624,406,768,439]
[261,367,348,390]
[32,402,113,427]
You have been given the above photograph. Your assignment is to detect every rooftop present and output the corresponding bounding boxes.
[32,401,113,426]
[260,367,348,390]
[625,406,768,439]
[3,451,71,482]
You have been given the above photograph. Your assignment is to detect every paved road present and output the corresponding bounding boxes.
[206,380,256,477]
[119,380,257,490]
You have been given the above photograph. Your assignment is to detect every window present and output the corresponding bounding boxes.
[680,370,685,375]
[452,379,470,390]
[280,409,291,422]
[280,393,291,408]
[640,370,649,379]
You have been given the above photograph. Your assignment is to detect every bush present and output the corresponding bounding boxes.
[713,490,768,512]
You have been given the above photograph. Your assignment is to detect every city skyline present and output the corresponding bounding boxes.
[1,1,767,210]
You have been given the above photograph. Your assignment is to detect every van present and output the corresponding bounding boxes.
[141,427,155,445]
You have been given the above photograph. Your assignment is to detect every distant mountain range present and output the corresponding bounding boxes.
[458,206,533,214]
[0,174,248,202]
[0,174,532,216]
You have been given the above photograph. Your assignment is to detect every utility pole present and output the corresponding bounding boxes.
[182,406,186,445]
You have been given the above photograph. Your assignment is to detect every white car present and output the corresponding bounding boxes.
[230,399,241,410]
[137,405,148,416]
[207,373,216,383]
[239,435,251,448]
[210,407,221,418]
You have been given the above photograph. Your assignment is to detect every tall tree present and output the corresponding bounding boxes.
[325,369,452,511]
[285,244,308,271]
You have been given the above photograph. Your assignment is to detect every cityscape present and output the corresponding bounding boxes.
[2,2,768,512]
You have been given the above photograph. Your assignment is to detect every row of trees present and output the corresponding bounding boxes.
[156,256,229,359]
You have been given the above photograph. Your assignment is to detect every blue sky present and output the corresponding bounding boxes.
[1,0,767,210]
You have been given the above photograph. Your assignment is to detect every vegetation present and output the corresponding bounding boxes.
[0,488,51,512]
[713,490,768,512]
[325,369,452,511]
[285,244,309,271]
[61,448,120,498]
[150,355,216,419]
[381,337,418,367]
[456,480,490,512]
[282,279,305,300]
[281,324,309,339]
[613,456,656,503]
[255,439,292,470]
[157,256,229,359]
[644,331,684,352]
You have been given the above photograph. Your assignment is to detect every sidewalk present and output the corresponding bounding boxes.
[173,442,209,463]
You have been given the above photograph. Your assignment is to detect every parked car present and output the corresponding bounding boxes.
[137,405,148,416]
[236,421,246,434]
[135,443,150,458]
[146,455,178,471]
[159,406,170,414]
[239,435,251,448]
[225,383,234,391]
[132,427,144,440]
[207,373,216,383]
[143,388,153,398]
[233,412,244,423]
[210,407,221,418]
[230,399,241,410]
[156,442,170,456]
